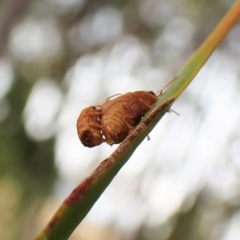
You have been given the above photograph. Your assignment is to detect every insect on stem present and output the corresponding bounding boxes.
[142,97,176,126]
[125,97,176,144]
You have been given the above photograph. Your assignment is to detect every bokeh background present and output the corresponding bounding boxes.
[1,0,240,239]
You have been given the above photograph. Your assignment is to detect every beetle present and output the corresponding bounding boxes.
[76,106,103,147]
[100,91,158,145]
[77,77,178,147]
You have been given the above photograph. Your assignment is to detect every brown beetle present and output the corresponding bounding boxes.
[77,77,178,147]
[100,91,158,145]
[76,106,103,147]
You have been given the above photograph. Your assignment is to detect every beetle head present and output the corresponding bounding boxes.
[80,128,103,147]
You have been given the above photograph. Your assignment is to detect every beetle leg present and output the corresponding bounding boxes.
[156,76,178,97]
[165,76,178,88]
[103,93,122,103]
[121,113,136,132]
[169,109,180,116]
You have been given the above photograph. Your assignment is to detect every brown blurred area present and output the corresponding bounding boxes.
[1,0,240,240]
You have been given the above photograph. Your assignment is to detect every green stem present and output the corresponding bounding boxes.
[161,0,240,101]
[33,1,240,240]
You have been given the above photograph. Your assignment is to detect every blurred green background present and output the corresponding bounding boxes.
[0,0,240,239]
